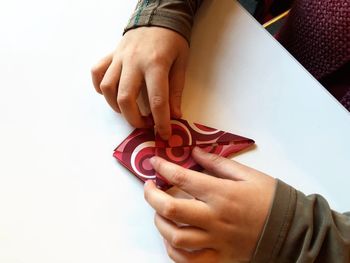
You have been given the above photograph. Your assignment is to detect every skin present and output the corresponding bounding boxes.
[91,27,189,140]
[92,27,276,262]
[145,147,276,263]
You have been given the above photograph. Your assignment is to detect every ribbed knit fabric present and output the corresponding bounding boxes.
[277,0,350,80]
[276,0,350,111]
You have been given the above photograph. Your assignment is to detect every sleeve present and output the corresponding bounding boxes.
[252,179,350,263]
[124,0,203,44]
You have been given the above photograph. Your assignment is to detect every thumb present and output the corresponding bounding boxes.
[191,147,252,181]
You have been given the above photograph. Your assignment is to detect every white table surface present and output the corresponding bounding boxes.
[0,0,349,262]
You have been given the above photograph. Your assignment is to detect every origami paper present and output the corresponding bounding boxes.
[113,119,255,190]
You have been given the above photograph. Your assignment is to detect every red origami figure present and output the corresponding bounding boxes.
[114,119,254,190]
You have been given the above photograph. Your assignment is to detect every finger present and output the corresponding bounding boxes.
[145,67,171,140]
[144,181,211,228]
[100,59,122,113]
[164,239,218,263]
[169,56,187,118]
[192,147,253,181]
[149,157,221,201]
[91,53,113,94]
[155,213,213,250]
[117,65,148,127]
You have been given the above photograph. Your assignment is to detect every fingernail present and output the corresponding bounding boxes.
[175,113,182,119]
[144,180,152,187]
[193,146,204,153]
[157,129,170,140]
[161,133,170,140]
[171,108,182,119]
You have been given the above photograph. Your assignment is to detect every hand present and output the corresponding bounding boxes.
[144,147,276,263]
[91,27,189,139]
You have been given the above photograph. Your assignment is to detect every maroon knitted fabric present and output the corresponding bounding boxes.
[277,0,350,80]
[276,0,350,111]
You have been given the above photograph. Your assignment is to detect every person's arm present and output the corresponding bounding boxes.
[124,0,203,44]
[143,147,350,262]
[252,180,350,263]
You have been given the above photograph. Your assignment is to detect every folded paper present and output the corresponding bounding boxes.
[113,119,255,189]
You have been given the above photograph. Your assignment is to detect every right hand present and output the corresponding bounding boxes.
[91,27,189,140]
[144,147,276,262]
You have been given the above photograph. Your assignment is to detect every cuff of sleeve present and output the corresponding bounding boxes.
[124,11,192,44]
[251,179,297,263]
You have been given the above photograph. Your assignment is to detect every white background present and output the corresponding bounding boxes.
[0,0,349,262]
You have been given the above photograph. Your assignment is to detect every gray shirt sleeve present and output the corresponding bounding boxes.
[252,179,350,262]
[124,0,203,43]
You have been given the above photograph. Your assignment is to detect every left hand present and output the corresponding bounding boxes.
[144,147,276,263]
[91,27,189,140]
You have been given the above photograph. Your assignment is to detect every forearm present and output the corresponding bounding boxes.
[124,0,203,43]
[252,180,350,262]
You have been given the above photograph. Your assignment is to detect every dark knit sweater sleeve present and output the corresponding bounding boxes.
[124,0,203,43]
[252,179,350,262]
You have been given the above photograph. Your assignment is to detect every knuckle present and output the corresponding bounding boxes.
[123,50,138,63]
[117,93,132,106]
[90,64,101,76]
[166,247,177,262]
[209,153,224,166]
[170,232,185,248]
[171,169,187,188]
[129,119,144,128]
[148,53,168,68]
[150,95,167,110]
[100,82,113,92]
[162,201,177,219]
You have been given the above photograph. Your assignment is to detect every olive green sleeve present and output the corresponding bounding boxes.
[252,179,350,262]
[124,0,203,43]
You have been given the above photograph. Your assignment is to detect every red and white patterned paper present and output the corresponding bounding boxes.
[113,119,255,189]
